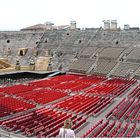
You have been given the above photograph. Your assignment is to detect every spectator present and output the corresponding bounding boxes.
[58,119,75,138]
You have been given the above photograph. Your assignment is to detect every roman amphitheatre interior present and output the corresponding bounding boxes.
[0,21,140,138]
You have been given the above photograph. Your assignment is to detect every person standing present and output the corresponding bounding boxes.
[58,119,75,138]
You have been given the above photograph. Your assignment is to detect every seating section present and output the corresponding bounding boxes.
[128,84,140,98]
[50,82,90,92]
[0,93,5,98]
[0,74,107,106]
[0,74,139,138]
[69,58,95,73]
[17,89,68,104]
[82,119,137,138]
[50,76,105,92]
[79,47,98,58]
[99,47,125,60]
[126,48,140,63]
[74,75,106,85]
[0,97,35,117]
[1,108,87,138]
[136,129,140,137]
[85,78,136,97]
[0,84,34,95]
[28,79,60,88]
[29,74,82,87]
[28,74,106,93]
[67,47,140,79]
[2,30,140,73]
[49,74,82,82]
[90,59,117,75]
[111,62,140,77]
[134,67,140,78]
[52,94,113,116]
[106,98,140,122]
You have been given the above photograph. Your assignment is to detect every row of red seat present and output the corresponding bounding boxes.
[74,75,106,85]
[28,74,106,93]
[126,123,136,137]
[111,78,137,96]
[0,74,83,96]
[128,84,140,98]
[17,89,68,104]
[0,97,35,117]
[50,75,106,92]
[136,113,140,122]
[53,94,113,115]
[82,119,103,137]
[50,82,90,92]
[48,74,83,82]
[1,108,87,138]
[28,78,60,88]
[85,78,136,96]
[82,119,137,137]
[85,83,120,95]
[106,98,140,122]
[0,93,5,98]
[105,78,136,85]
[136,129,140,137]
[0,84,34,95]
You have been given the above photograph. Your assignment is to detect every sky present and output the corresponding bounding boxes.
[0,0,140,30]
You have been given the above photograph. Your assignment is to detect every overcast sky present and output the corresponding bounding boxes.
[0,0,140,30]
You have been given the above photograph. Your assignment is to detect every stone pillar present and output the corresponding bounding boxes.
[70,21,77,30]
[33,48,38,56]
[29,60,35,71]
[103,20,110,30]
[15,60,20,70]
[47,63,52,71]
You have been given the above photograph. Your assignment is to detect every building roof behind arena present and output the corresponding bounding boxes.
[21,24,70,31]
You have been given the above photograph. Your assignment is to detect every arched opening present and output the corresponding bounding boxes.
[18,48,28,56]
[79,40,82,44]
[45,39,47,43]
[116,41,119,44]
[20,50,24,56]
[7,40,10,43]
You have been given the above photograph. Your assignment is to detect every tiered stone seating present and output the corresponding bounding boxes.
[99,47,125,60]
[79,47,98,58]
[1,29,140,71]
[111,62,140,77]
[69,58,95,73]
[90,59,117,75]
[126,47,140,63]
[133,67,140,79]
